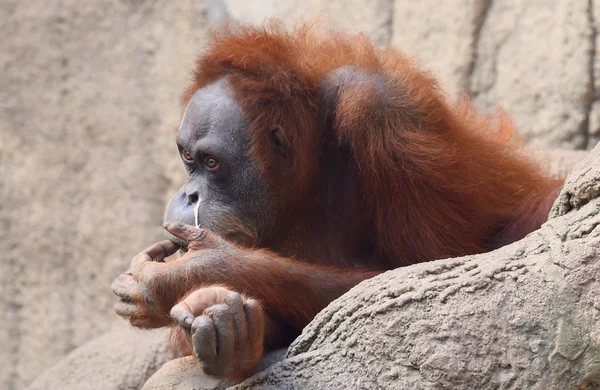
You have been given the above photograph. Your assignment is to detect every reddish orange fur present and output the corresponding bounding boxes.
[183,22,563,266]
[139,22,566,372]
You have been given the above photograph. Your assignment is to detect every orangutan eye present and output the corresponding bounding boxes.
[181,150,194,163]
[204,156,219,171]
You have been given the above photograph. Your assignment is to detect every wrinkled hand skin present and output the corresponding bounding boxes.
[111,223,234,329]
[112,223,272,376]
[171,287,265,377]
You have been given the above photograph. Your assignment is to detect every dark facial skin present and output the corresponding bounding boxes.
[113,26,563,380]
[113,69,383,378]
[165,76,372,263]
[164,79,276,247]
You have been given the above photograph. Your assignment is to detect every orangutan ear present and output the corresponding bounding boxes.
[269,125,289,159]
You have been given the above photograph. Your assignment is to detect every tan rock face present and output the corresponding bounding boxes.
[0,1,208,389]
[128,144,600,390]
[2,0,598,389]
[26,326,173,390]
[590,1,600,148]
[233,144,600,389]
[392,0,488,100]
[470,0,594,149]
[220,0,599,150]
[223,0,393,45]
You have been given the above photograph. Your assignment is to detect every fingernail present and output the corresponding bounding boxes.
[184,317,193,326]
[162,223,169,229]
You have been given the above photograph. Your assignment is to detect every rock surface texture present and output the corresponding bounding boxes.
[2,0,598,389]
[26,326,173,390]
[144,144,600,390]
[0,2,208,389]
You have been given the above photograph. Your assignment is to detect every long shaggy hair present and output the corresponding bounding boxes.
[182,21,562,266]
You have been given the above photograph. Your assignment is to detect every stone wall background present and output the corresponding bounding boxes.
[0,1,598,389]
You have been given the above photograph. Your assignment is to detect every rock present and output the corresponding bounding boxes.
[141,357,235,390]
[22,146,593,390]
[223,0,393,45]
[227,143,600,389]
[550,145,600,218]
[590,1,600,150]
[590,103,600,150]
[591,102,600,149]
[26,326,173,390]
[142,143,599,389]
[141,349,287,390]
[470,0,594,149]
[534,149,588,179]
[391,0,487,100]
[4,1,599,388]
[0,1,209,388]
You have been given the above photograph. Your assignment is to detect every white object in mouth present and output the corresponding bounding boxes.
[194,200,201,228]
